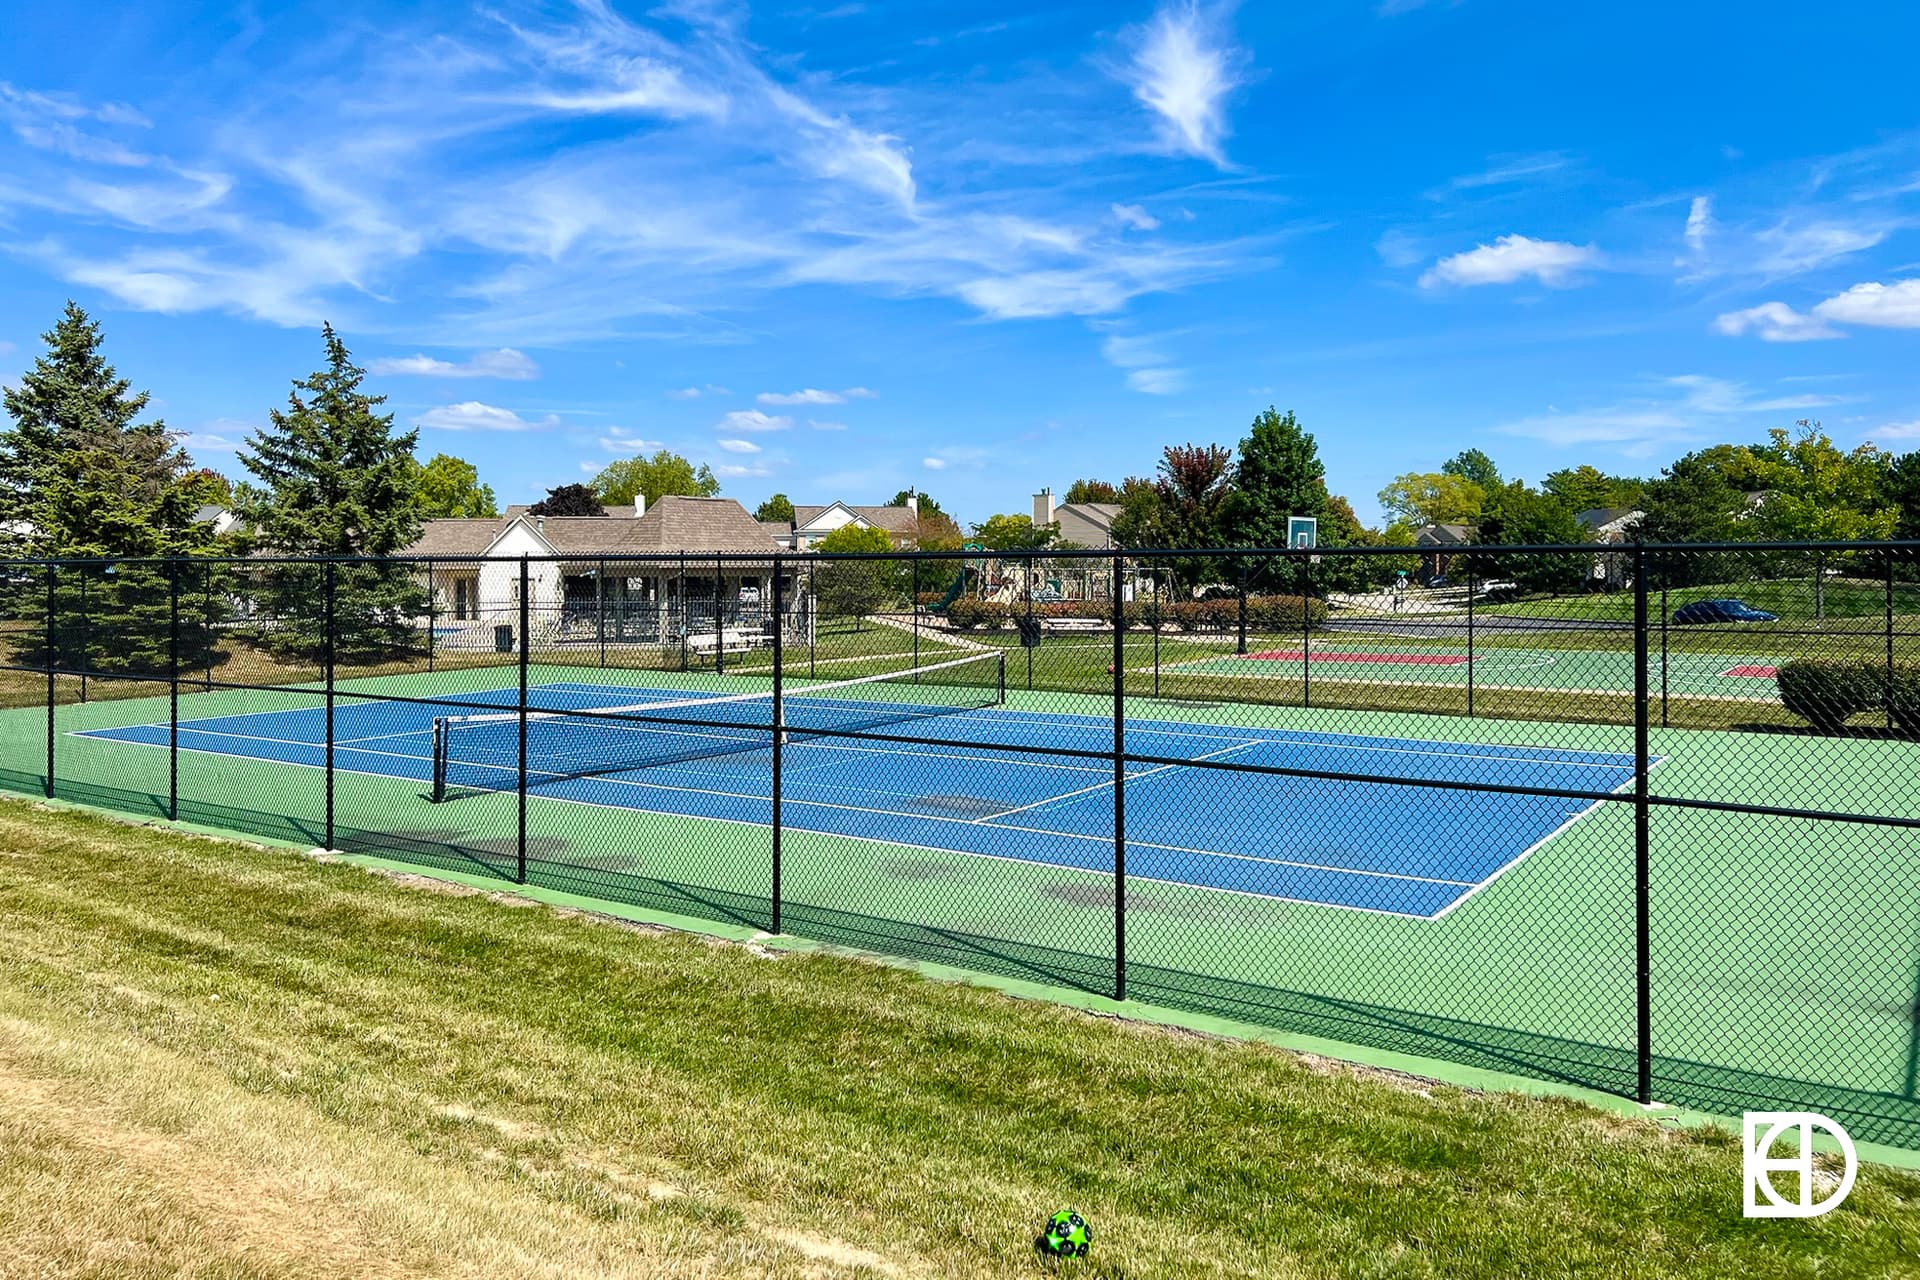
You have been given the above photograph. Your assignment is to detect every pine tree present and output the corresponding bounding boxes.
[1,302,221,674]
[1218,407,1331,591]
[238,325,425,663]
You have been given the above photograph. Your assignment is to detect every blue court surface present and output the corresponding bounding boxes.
[76,681,1643,919]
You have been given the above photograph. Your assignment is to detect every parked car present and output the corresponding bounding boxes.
[1425,575,1448,589]
[1671,598,1780,624]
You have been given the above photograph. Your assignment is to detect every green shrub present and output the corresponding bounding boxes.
[1886,667,1920,735]
[1775,660,1880,734]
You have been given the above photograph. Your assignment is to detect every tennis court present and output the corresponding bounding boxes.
[73,673,1641,920]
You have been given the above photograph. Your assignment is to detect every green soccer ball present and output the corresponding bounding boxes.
[1039,1208,1092,1258]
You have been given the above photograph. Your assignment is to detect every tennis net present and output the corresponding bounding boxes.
[430,650,1006,801]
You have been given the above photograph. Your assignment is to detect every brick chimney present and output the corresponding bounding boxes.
[1033,488,1054,527]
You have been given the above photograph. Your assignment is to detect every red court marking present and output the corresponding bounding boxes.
[1239,651,1469,666]
[1722,665,1779,679]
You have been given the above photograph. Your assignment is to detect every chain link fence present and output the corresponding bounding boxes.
[3,542,1917,1148]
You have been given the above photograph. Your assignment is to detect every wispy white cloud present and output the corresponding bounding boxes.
[716,462,770,477]
[1496,375,1847,455]
[716,438,762,453]
[1119,3,1244,167]
[370,348,539,379]
[1813,278,1920,329]
[759,388,843,405]
[922,445,988,471]
[1712,302,1842,343]
[1752,221,1885,276]
[1112,202,1160,231]
[0,6,1261,344]
[1419,235,1600,289]
[1100,331,1185,394]
[720,409,791,432]
[1683,196,1713,254]
[1869,419,1920,441]
[598,427,662,453]
[1425,152,1570,200]
[808,419,848,430]
[1127,367,1186,394]
[417,401,562,431]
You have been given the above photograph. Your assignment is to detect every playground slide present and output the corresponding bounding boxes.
[931,568,971,613]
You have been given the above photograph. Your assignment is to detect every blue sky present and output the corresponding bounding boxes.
[2,1,1917,526]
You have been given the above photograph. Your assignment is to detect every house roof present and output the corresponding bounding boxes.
[1576,507,1642,529]
[1057,502,1122,524]
[792,503,918,535]
[406,497,781,558]
[1414,523,1475,546]
[407,519,508,557]
[759,520,793,535]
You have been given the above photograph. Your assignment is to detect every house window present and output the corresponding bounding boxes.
[453,578,471,620]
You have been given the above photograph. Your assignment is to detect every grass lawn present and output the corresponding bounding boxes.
[2,799,1918,1278]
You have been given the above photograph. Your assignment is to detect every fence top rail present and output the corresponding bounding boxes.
[7,538,1920,568]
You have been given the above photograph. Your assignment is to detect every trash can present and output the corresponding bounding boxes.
[494,624,515,653]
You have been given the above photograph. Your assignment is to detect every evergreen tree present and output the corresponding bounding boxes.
[1469,483,1588,594]
[1635,452,1747,588]
[887,488,945,519]
[1219,408,1329,550]
[238,324,424,663]
[1,302,221,673]
[755,493,796,523]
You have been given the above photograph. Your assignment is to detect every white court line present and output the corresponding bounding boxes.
[80,685,1645,914]
[973,740,1264,823]
[71,728,1493,919]
[440,747,1488,888]
[1430,754,1668,920]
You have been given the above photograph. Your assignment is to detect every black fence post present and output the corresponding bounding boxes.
[1466,565,1476,717]
[324,561,336,851]
[1300,554,1312,710]
[1112,552,1127,1002]
[1236,566,1248,656]
[44,563,55,798]
[77,566,88,703]
[1660,578,1670,729]
[203,559,215,691]
[680,552,689,673]
[714,553,725,677]
[1888,552,1897,719]
[517,555,529,885]
[912,557,920,678]
[771,554,784,934]
[426,558,437,674]
[1025,555,1035,692]
[168,559,179,822]
[598,556,608,668]
[1633,544,1652,1105]
[1152,578,1161,700]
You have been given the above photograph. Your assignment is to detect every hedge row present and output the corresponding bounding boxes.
[942,594,1328,632]
[1776,659,1920,734]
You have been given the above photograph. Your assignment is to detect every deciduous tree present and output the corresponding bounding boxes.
[412,453,498,518]
[592,450,719,508]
